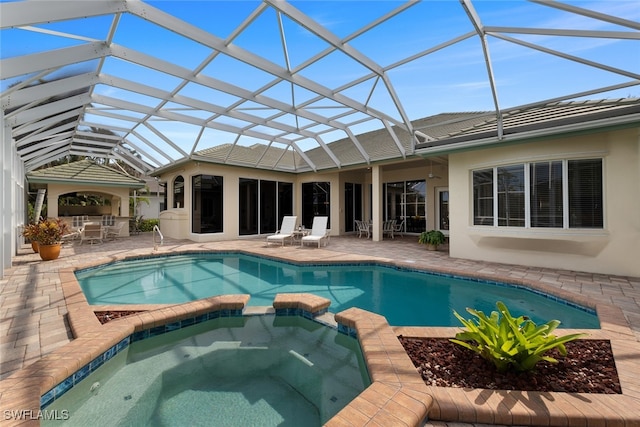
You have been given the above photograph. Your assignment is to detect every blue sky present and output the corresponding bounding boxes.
[2,0,639,158]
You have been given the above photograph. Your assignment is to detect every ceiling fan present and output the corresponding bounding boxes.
[428,160,442,179]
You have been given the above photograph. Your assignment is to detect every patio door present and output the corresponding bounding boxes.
[344,183,362,233]
[436,187,449,235]
[384,180,426,234]
[239,179,292,236]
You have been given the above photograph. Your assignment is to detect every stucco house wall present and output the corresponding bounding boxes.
[157,159,444,241]
[159,162,298,242]
[448,127,640,277]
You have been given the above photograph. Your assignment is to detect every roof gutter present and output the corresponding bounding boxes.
[26,176,146,189]
[149,158,194,177]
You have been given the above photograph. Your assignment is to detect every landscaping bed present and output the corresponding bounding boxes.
[399,336,621,394]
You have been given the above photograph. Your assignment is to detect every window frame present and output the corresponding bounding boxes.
[192,174,223,234]
[471,158,604,230]
[301,182,330,229]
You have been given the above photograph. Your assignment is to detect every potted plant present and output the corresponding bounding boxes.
[418,229,446,251]
[33,218,69,261]
[21,222,41,253]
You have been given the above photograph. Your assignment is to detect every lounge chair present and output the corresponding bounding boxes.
[301,216,329,248]
[61,228,82,242]
[266,216,297,246]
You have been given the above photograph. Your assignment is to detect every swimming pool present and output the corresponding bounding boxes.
[76,252,599,328]
[42,314,369,426]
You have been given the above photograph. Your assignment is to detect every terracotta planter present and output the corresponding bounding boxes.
[38,243,61,261]
[31,241,39,253]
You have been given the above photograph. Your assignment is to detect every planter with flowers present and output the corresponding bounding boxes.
[21,222,41,253]
[33,218,69,261]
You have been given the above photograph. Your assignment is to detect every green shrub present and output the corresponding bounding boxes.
[418,229,446,246]
[450,301,586,372]
[138,218,159,232]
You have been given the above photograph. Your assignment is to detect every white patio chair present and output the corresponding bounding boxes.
[80,223,103,245]
[355,220,370,238]
[383,219,396,239]
[105,222,125,240]
[301,216,329,248]
[393,219,405,237]
[266,216,297,246]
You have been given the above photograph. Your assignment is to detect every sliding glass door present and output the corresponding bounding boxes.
[192,175,223,234]
[302,182,330,229]
[239,179,293,236]
[344,183,362,232]
[384,180,426,234]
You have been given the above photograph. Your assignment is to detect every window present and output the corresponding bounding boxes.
[278,182,294,225]
[473,169,493,225]
[472,159,603,229]
[497,165,525,227]
[159,182,167,212]
[260,180,277,234]
[569,159,603,228]
[239,178,258,235]
[192,175,223,233]
[531,161,563,227]
[302,182,330,229]
[173,175,184,208]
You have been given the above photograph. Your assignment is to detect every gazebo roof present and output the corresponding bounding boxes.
[26,160,146,189]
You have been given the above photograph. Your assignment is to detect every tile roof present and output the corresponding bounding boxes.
[189,98,639,171]
[417,98,640,149]
[27,160,146,188]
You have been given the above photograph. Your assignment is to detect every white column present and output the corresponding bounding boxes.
[371,165,382,242]
[1,109,22,278]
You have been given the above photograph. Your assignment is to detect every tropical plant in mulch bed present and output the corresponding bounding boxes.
[450,301,587,373]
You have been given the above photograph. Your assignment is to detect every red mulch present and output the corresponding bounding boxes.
[399,336,621,394]
[94,310,145,324]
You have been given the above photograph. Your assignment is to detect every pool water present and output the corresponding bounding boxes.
[43,315,369,426]
[76,253,600,328]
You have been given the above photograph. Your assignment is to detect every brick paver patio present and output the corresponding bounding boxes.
[1,233,639,426]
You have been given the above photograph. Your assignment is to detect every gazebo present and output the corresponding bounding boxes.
[26,160,146,234]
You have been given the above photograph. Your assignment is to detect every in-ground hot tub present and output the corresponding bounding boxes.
[42,314,370,426]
